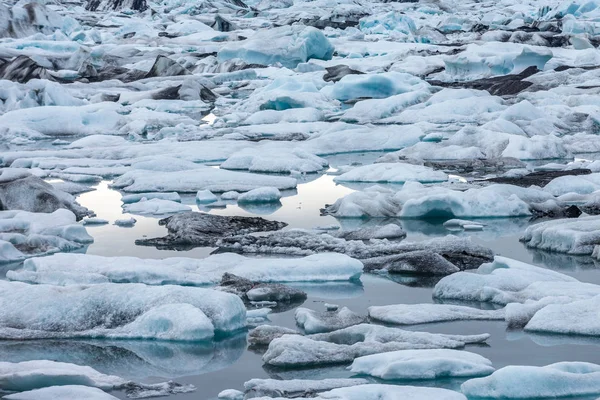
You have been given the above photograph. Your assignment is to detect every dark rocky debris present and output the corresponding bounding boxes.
[487,168,592,188]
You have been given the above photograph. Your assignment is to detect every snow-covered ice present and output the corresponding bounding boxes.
[349,349,494,380]
[368,304,505,325]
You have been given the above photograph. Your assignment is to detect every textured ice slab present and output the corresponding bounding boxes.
[218,26,333,68]
[238,187,281,203]
[121,192,181,204]
[323,182,541,218]
[0,170,90,219]
[9,253,362,286]
[368,304,505,325]
[433,256,578,305]
[122,198,191,215]
[3,386,119,400]
[218,231,493,273]
[0,281,245,341]
[243,378,369,398]
[334,163,448,184]
[521,216,600,255]
[295,307,365,334]
[321,72,429,101]
[263,324,489,367]
[112,167,297,193]
[462,362,600,399]
[349,349,494,380]
[221,149,328,174]
[0,209,93,263]
[525,295,600,336]
[0,360,195,398]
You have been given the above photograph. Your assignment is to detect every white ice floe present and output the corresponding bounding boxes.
[8,253,363,286]
[248,384,467,399]
[295,307,365,334]
[221,148,328,174]
[3,386,119,400]
[0,281,246,341]
[237,187,282,203]
[349,349,494,380]
[334,163,448,184]
[112,167,297,193]
[443,219,485,231]
[82,218,109,225]
[114,217,136,227]
[0,209,93,263]
[122,198,191,215]
[321,72,429,101]
[462,362,600,399]
[521,216,600,255]
[368,304,505,325]
[263,324,489,367]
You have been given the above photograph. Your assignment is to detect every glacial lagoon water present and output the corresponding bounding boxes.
[4,153,600,400]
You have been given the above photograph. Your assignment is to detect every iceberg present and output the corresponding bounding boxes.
[237,187,282,203]
[243,378,369,398]
[295,307,366,334]
[221,148,328,174]
[122,198,191,215]
[462,362,600,399]
[521,216,600,255]
[0,209,93,263]
[321,72,429,101]
[218,26,334,68]
[9,252,363,286]
[334,163,448,184]
[263,324,489,367]
[0,281,246,341]
[368,304,505,325]
[349,349,494,380]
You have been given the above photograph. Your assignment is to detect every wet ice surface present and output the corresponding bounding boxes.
[3,156,598,400]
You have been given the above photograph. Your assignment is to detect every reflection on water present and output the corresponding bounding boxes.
[0,335,247,381]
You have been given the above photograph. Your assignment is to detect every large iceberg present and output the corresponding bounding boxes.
[218,26,334,68]
[521,216,600,255]
[0,281,246,341]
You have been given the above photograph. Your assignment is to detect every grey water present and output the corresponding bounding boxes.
[4,152,600,400]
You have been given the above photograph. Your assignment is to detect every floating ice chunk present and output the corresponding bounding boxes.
[221,148,328,174]
[243,108,324,125]
[350,349,494,380]
[244,378,369,398]
[0,281,246,340]
[112,167,297,193]
[461,362,600,399]
[218,26,334,68]
[444,219,485,231]
[324,182,535,218]
[0,241,25,263]
[114,218,136,227]
[525,295,600,336]
[317,384,467,400]
[121,192,181,204]
[368,304,505,325]
[9,253,363,286]
[67,135,127,149]
[263,324,489,367]
[359,12,416,35]
[238,187,281,203]
[321,72,429,101]
[334,163,447,184]
[433,256,577,305]
[0,171,91,219]
[340,91,431,123]
[196,190,218,204]
[0,209,93,263]
[122,198,191,215]
[82,218,109,226]
[248,325,301,347]
[3,386,118,400]
[295,307,365,334]
[218,389,243,400]
[334,224,406,240]
[544,173,600,196]
[0,103,123,138]
[521,216,600,255]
